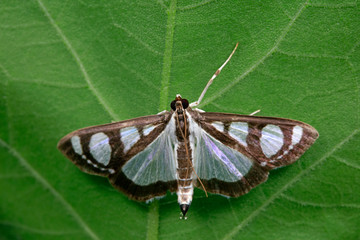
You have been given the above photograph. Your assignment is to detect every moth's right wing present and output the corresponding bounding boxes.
[187,109,318,197]
[57,111,178,201]
[188,115,266,197]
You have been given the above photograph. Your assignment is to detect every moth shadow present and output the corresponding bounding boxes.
[83,173,113,190]
[82,173,155,209]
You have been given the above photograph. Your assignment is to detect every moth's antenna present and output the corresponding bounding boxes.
[250,109,261,115]
[190,42,239,107]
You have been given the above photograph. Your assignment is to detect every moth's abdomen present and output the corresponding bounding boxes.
[174,110,194,217]
[176,141,194,201]
[176,141,194,217]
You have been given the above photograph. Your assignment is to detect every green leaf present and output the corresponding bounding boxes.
[0,0,359,239]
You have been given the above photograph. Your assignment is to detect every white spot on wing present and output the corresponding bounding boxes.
[143,124,156,136]
[260,124,284,158]
[194,108,205,113]
[228,122,248,147]
[71,136,83,155]
[292,126,303,146]
[120,126,140,153]
[211,121,224,132]
[89,132,111,166]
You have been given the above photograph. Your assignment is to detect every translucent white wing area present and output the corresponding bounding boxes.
[122,116,177,186]
[189,116,254,182]
[259,124,285,158]
[120,126,141,153]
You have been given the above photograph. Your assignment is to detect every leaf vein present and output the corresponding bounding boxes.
[0,63,11,144]
[227,199,240,223]
[0,220,81,235]
[157,0,168,11]
[0,22,45,29]
[36,0,119,121]
[277,49,348,60]
[307,2,357,8]
[12,79,88,89]
[0,63,11,79]
[101,45,160,91]
[200,0,310,108]
[333,155,360,170]
[346,38,360,57]
[178,0,216,11]
[113,23,162,55]
[0,139,100,240]
[222,128,360,240]
[280,193,360,209]
[20,39,62,48]
[0,173,32,179]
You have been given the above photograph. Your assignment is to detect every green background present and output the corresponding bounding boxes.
[0,0,359,239]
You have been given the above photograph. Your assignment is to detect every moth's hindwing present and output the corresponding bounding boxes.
[188,109,319,197]
[57,112,177,200]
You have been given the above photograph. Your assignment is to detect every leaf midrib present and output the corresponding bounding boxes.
[146,0,178,240]
[158,0,177,112]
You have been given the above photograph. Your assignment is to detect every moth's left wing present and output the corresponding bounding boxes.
[57,111,178,201]
[188,109,319,197]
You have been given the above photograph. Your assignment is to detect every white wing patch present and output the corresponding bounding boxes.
[122,117,177,186]
[190,117,253,182]
[260,124,284,158]
[120,126,140,153]
[143,124,156,136]
[71,135,83,155]
[228,122,248,147]
[211,121,224,132]
[291,126,303,147]
[89,132,111,166]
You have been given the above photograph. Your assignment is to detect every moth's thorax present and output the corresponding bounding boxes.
[175,102,186,131]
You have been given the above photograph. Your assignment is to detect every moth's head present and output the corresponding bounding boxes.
[170,94,189,112]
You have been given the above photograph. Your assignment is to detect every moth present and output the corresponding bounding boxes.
[58,43,319,219]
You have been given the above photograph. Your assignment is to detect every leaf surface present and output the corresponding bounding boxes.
[0,0,359,239]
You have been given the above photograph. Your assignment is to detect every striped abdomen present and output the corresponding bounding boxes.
[175,110,194,216]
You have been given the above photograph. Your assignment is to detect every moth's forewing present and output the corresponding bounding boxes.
[188,109,318,196]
